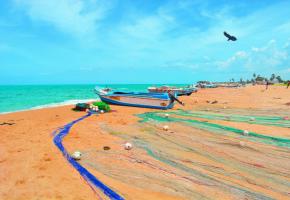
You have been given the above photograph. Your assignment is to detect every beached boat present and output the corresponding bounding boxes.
[196,81,217,88]
[95,87,183,109]
[214,82,242,88]
[148,85,197,96]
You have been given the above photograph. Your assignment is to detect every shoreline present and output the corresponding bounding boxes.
[0,98,98,115]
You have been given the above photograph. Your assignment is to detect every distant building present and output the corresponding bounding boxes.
[270,78,279,84]
[256,80,266,85]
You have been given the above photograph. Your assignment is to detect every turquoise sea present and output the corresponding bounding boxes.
[0,84,188,114]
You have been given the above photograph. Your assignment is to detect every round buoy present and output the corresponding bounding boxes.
[100,110,104,114]
[165,113,169,118]
[249,117,255,121]
[239,141,246,147]
[163,125,169,131]
[71,151,82,160]
[243,130,249,136]
[124,142,132,150]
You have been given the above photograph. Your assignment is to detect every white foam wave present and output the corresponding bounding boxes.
[0,98,99,115]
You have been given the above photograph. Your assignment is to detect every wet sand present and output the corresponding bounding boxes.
[0,85,289,199]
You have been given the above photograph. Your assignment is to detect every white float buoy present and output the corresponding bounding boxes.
[163,125,169,131]
[243,130,249,136]
[165,113,169,118]
[239,141,246,147]
[249,117,255,121]
[124,142,132,150]
[71,151,82,160]
[100,110,104,114]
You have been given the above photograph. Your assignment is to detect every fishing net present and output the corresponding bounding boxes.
[92,101,111,112]
[172,110,290,128]
[138,112,290,148]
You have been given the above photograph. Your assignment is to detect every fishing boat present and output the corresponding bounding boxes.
[196,81,217,88]
[148,85,197,96]
[95,87,183,109]
[214,82,242,88]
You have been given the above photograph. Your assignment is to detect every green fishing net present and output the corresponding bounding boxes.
[92,101,111,112]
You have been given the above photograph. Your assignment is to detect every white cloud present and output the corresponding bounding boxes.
[121,10,176,41]
[217,51,248,69]
[276,21,290,34]
[217,40,289,73]
[14,0,113,37]
[284,39,290,49]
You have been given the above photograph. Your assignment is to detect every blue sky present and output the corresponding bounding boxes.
[0,0,290,84]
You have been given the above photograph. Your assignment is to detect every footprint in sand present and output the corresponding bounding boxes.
[15,179,26,185]
[38,166,47,171]
[37,175,46,179]
[43,157,52,162]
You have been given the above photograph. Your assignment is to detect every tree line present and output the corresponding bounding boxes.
[230,73,287,84]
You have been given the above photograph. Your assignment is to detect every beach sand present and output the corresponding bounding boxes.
[1,85,290,199]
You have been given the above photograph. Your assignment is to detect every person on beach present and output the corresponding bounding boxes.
[265,80,270,90]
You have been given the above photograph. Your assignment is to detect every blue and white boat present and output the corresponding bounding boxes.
[95,87,182,110]
[196,81,217,88]
[148,85,197,96]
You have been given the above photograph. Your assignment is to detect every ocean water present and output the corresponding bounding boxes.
[0,84,188,114]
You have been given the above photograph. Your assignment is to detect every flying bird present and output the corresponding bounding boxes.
[223,31,237,41]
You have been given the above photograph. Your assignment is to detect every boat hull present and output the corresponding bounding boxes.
[98,93,174,110]
[148,88,196,96]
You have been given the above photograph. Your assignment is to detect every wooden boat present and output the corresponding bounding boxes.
[95,87,183,110]
[196,81,217,88]
[214,82,242,88]
[148,85,197,96]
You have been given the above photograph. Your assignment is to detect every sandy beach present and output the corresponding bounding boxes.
[1,85,290,200]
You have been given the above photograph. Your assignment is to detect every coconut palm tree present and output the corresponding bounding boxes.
[270,74,276,81]
[276,76,283,83]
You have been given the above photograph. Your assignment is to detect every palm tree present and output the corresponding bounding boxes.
[276,76,283,83]
[270,74,276,81]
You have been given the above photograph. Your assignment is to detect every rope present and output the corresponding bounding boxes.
[53,112,124,200]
